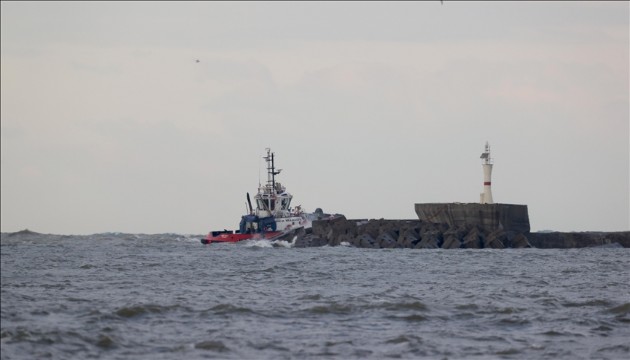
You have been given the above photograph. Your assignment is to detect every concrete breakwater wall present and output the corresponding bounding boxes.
[290,216,533,249]
[415,203,530,234]
[283,217,630,249]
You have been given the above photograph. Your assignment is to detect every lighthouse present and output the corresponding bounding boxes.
[415,141,530,234]
[479,142,494,204]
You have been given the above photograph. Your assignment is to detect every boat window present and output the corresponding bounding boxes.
[257,196,275,210]
[257,199,265,209]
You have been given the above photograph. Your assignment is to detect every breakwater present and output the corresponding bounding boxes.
[415,203,530,233]
[528,231,630,248]
[286,216,629,249]
[291,217,532,249]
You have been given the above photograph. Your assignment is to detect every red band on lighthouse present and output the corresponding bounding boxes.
[484,182,491,186]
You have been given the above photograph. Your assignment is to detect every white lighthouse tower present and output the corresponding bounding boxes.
[479,141,494,204]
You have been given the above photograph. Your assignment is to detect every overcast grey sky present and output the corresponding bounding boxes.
[1,1,628,235]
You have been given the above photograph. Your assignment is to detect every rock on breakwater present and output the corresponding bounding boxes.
[291,216,533,249]
[527,231,630,248]
[288,217,630,249]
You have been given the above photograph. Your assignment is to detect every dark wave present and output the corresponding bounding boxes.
[95,334,116,349]
[2,236,629,360]
[387,314,428,322]
[306,303,354,315]
[114,304,187,318]
[375,300,428,311]
[562,299,613,308]
[208,303,256,315]
[607,302,630,315]
[194,340,230,352]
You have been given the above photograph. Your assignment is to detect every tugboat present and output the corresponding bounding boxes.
[201,148,322,244]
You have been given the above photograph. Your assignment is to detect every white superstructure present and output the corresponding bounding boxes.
[252,148,313,231]
[479,142,494,204]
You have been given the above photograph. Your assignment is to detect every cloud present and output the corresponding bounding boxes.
[1,2,628,233]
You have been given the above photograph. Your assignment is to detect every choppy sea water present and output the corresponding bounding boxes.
[1,233,629,360]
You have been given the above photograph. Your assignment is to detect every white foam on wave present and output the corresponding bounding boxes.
[243,239,274,248]
[242,238,295,248]
[179,235,204,243]
[272,239,294,248]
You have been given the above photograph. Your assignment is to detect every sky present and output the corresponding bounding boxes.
[1,1,628,235]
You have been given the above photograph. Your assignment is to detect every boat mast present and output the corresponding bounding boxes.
[259,148,284,214]
[264,148,281,193]
[271,152,276,191]
[264,148,271,191]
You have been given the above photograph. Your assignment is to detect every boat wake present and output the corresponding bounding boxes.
[243,238,295,248]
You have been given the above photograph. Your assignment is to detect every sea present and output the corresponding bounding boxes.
[1,232,629,360]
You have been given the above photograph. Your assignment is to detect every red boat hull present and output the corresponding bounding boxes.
[201,231,282,244]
